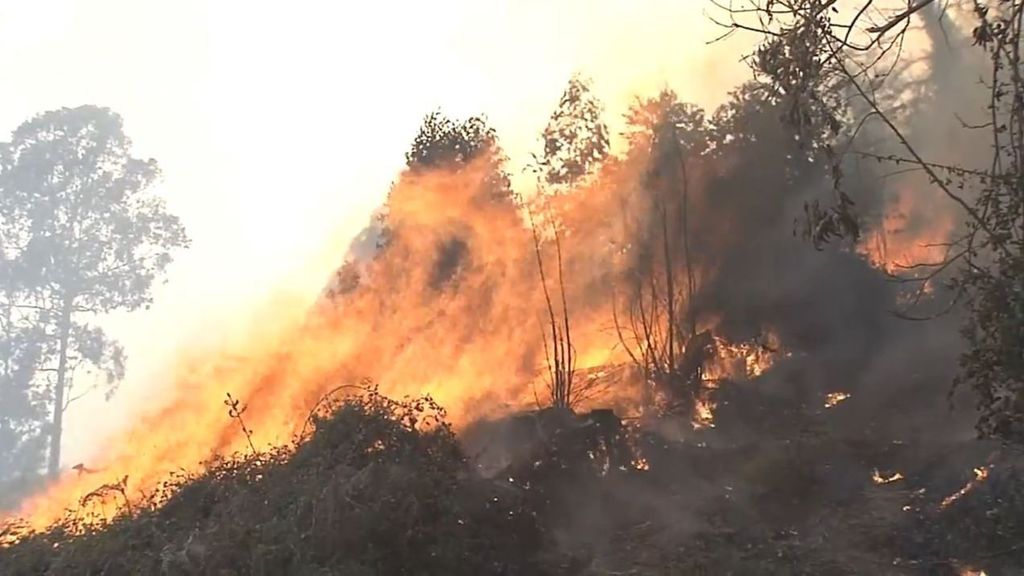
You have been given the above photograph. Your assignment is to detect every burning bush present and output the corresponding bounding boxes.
[0,390,554,575]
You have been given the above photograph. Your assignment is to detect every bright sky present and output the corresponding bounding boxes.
[0,0,753,465]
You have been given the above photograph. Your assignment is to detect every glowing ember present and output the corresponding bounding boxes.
[825,392,852,408]
[942,467,991,509]
[693,397,717,429]
[632,457,650,471]
[872,469,904,485]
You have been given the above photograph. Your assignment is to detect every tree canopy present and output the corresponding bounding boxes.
[405,111,513,203]
[536,75,610,188]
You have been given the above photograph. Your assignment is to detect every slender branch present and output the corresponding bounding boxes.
[865,0,937,36]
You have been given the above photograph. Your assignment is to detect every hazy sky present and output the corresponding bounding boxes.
[0,0,752,464]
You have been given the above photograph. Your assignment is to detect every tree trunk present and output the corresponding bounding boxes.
[47,300,72,478]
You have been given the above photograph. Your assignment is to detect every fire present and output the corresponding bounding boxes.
[825,392,851,408]
[0,89,814,539]
[693,396,717,429]
[689,331,784,429]
[858,183,958,276]
[872,469,904,485]
[4,140,778,536]
[0,158,617,534]
[709,332,782,380]
[941,466,991,509]
[0,109,953,549]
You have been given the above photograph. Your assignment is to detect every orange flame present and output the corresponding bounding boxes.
[2,137,790,539]
[872,469,905,485]
[825,392,852,408]
[683,331,785,429]
[941,466,991,509]
[858,183,958,276]
[0,157,629,534]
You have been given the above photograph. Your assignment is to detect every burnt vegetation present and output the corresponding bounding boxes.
[8,3,1024,574]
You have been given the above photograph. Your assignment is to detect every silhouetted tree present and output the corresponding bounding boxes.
[615,91,712,416]
[624,89,707,155]
[375,111,514,255]
[404,110,513,203]
[536,75,610,188]
[0,105,190,477]
[525,77,610,408]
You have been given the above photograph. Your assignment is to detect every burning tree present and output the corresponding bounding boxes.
[535,74,610,189]
[526,76,613,411]
[403,110,513,204]
[377,110,514,257]
[528,212,573,410]
[614,91,716,419]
